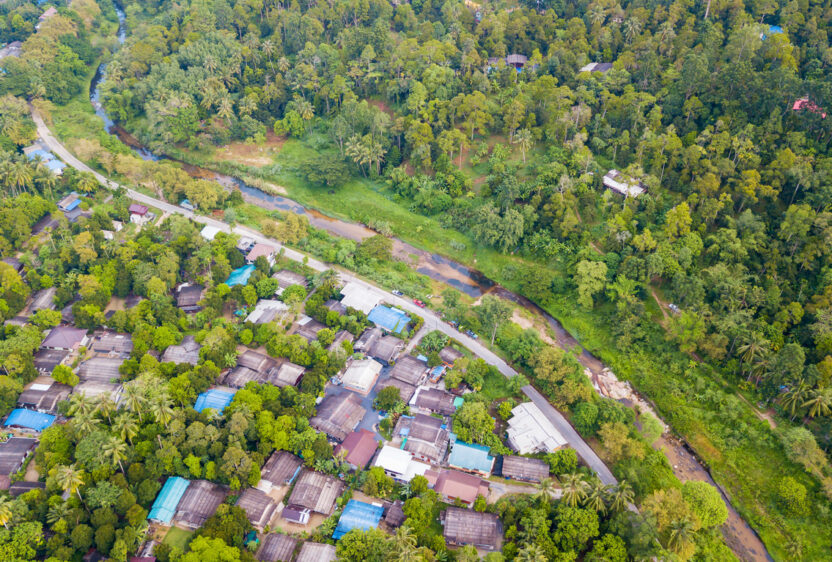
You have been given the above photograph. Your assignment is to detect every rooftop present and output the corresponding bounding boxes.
[333,500,384,540]
[147,476,190,524]
[246,243,276,263]
[128,203,148,215]
[236,488,278,529]
[30,287,57,312]
[294,317,327,343]
[41,326,87,350]
[176,284,204,311]
[500,455,550,483]
[383,500,405,528]
[439,346,464,365]
[245,300,289,324]
[4,409,55,432]
[335,429,379,469]
[174,480,227,529]
[448,441,495,475]
[507,402,568,454]
[389,355,426,386]
[367,335,404,364]
[161,335,201,365]
[73,381,123,403]
[374,377,417,404]
[368,305,411,334]
[88,330,133,355]
[288,470,344,515]
[260,451,303,488]
[0,437,38,477]
[340,282,381,314]
[17,378,71,413]
[341,358,382,395]
[272,270,309,289]
[414,387,456,416]
[194,389,235,414]
[603,169,646,198]
[200,225,222,241]
[257,533,299,562]
[579,62,614,73]
[76,356,124,384]
[310,392,366,442]
[434,470,489,504]
[442,507,502,550]
[354,326,381,352]
[374,445,414,477]
[295,542,336,562]
[268,362,305,388]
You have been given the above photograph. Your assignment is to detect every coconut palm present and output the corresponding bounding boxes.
[121,383,146,415]
[780,379,810,420]
[102,436,128,473]
[609,480,634,513]
[393,525,418,560]
[113,413,139,446]
[560,472,589,507]
[513,128,533,163]
[667,516,696,555]
[55,464,85,500]
[584,479,609,513]
[623,17,642,43]
[72,411,100,436]
[738,332,768,379]
[67,393,95,417]
[0,496,13,528]
[535,477,556,503]
[95,393,116,424]
[47,502,69,529]
[150,394,175,428]
[218,96,235,124]
[516,543,547,562]
[803,387,832,418]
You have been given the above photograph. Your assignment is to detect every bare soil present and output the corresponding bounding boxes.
[215,131,285,167]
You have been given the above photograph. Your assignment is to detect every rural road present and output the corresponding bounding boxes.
[32,109,618,487]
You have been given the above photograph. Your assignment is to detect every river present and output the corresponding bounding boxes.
[89,9,772,561]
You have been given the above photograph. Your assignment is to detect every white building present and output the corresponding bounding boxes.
[200,225,222,241]
[245,300,289,324]
[340,358,383,395]
[506,402,568,454]
[602,170,646,198]
[339,282,382,314]
[373,446,431,482]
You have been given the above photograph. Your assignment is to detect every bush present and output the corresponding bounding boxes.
[777,477,808,516]
[546,449,578,475]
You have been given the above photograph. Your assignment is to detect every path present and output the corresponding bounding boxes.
[650,286,669,321]
[32,107,618,488]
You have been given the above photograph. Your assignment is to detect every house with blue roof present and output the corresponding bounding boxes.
[4,409,55,432]
[448,440,495,476]
[24,145,66,176]
[147,476,190,524]
[333,500,384,539]
[194,389,235,413]
[367,305,410,334]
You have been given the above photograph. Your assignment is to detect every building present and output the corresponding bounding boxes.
[413,388,456,416]
[77,356,124,384]
[433,470,489,505]
[41,326,87,351]
[793,97,827,118]
[448,441,494,476]
[333,500,384,539]
[389,355,426,386]
[88,331,133,356]
[0,437,38,488]
[37,6,58,29]
[25,147,66,176]
[506,402,568,454]
[237,236,256,253]
[223,350,275,388]
[129,203,150,225]
[9,481,45,497]
[194,389,235,414]
[335,429,378,469]
[73,381,123,403]
[442,507,502,551]
[339,282,381,314]
[236,488,278,529]
[281,505,311,525]
[383,500,405,528]
[257,534,299,562]
[0,41,22,60]
[500,455,549,483]
[328,330,354,353]
[293,317,327,343]
[272,270,309,295]
[57,193,81,212]
[367,305,411,334]
[395,414,449,464]
[29,287,57,313]
[286,470,344,516]
[340,358,382,395]
[579,62,614,73]
[325,299,347,315]
[4,409,55,432]
[258,451,302,493]
[174,480,227,529]
[175,284,204,313]
[354,327,381,352]
[200,225,222,241]
[269,361,305,388]
[602,170,646,198]
[374,377,416,404]
[505,54,528,69]
[246,243,277,266]
[373,446,431,483]
[147,477,191,524]
[367,335,404,365]
[161,336,201,365]
[310,392,366,441]
[295,542,336,562]
[33,348,68,374]
[245,300,289,325]
[439,346,464,365]
[17,377,71,413]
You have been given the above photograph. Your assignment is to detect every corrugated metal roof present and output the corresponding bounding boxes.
[194,389,235,413]
[367,306,410,333]
[4,409,55,431]
[147,477,190,523]
[448,441,494,474]
[333,500,384,539]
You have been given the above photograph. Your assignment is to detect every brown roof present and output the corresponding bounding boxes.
[414,388,456,416]
[295,542,336,562]
[434,470,489,504]
[439,346,464,364]
[247,243,276,262]
[0,437,38,477]
[505,54,528,65]
[9,480,45,496]
[267,362,305,388]
[176,284,204,310]
[310,392,366,442]
[238,350,275,371]
[260,451,302,487]
[237,488,278,529]
[41,326,86,350]
[272,270,308,289]
[294,319,327,343]
[128,203,148,215]
[368,335,404,363]
[398,414,449,464]
[328,330,354,352]
[374,376,417,404]
[17,380,71,413]
[174,480,227,529]
[384,500,405,528]
[161,336,201,365]
[76,356,124,384]
[287,470,344,515]
[500,455,549,483]
[389,355,426,385]
[222,366,266,388]
[442,507,502,550]
[335,429,378,469]
[89,330,133,355]
[257,533,299,562]
[30,287,57,312]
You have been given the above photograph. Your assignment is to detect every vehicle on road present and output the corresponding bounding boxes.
[466,330,478,339]
[391,289,403,296]
[413,299,426,308]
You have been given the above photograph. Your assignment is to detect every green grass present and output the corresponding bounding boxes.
[162,527,193,552]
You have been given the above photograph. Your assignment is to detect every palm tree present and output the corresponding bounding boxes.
[515,543,547,562]
[121,383,145,415]
[102,436,128,474]
[47,502,69,529]
[8,160,33,195]
[113,413,139,446]
[609,480,634,513]
[95,394,116,424]
[667,516,696,555]
[55,464,85,500]
[803,387,832,418]
[218,97,235,124]
[513,128,533,163]
[150,394,175,428]
[623,17,642,43]
[0,496,13,528]
[393,525,418,561]
[67,393,95,417]
[535,477,556,503]
[72,411,100,436]
[584,479,609,513]
[587,4,606,26]
[560,472,589,507]
[738,332,768,379]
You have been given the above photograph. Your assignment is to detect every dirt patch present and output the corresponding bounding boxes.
[24,462,39,482]
[105,296,125,312]
[736,393,777,429]
[215,131,285,167]
[368,99,393,116]
[511,310,556,346]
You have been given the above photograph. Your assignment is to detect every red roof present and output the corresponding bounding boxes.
[128,203,149,215]
[247,243,276,262]
[434,470,489,504]
[334,429,378,468]
[793,98,827,118]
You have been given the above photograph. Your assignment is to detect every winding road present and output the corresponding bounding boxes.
[32,108,619,486]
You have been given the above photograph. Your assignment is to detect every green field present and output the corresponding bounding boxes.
[162,527,193,552]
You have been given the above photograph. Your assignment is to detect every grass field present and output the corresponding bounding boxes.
[162,527,193,552]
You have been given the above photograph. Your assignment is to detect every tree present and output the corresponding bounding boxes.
[609,480,634,513]
[476,294,513,345]
[374,386,402,411]
[336,528,391,562]
[586,534,627,562]
[575,260,607,308]
[54,464,85,500]
[51,364,79,386]
[513,128,533,163]
[0,497,12,528]
[777,477,807,515]
[681,481,728,528]
[453,401,495,444]
[355,235,392,263]
[560,472,589,507]
[181,536,244,562]
[102,436,128,474]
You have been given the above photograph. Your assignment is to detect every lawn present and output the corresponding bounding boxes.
[162,527,194,552]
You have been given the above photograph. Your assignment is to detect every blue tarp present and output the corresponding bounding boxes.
[431,365,446,377]
[367,305,410,334]
[448,440,495,474]
[194,389,235,413]
[333,500,384,539]
[761,25,784,40]
[226,265,255,286]
[4,409,55,431]
[147,476,190,523]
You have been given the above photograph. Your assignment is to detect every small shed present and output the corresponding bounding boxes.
[602,170,646,198]
[176,284,204,312]
[294,317,327,343]
[272,270,309,292]
[257,533,299,562]
[174,480,227,529]
[9,481,45,496]
[333,500,384,539]
[367,335,404,365]
[505,54,528,68]
[500,455,549,483]
[442,507,502,550]
[295,542,337,562]
[237,488,278,529]
[310,392,366,442]
[268,362,306,388]
[383,500,405,528]
[439,346,464,365]
[328,330,354,353]
[579,62,614,73]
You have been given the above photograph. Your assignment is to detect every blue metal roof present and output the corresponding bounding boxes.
[448,440,494,474]
[147,476,190,523]
[194,389,235,413]
[333,500,384,539]
[4,409,55,431]
[367,305,410,333]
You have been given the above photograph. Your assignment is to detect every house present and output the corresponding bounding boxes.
[272,270,309,294]
[25,146,66,176]
[442,507,502,551]
[0,437,38,488]
[269,361,306,388]
[354,326,381,352]
[373,446,431,483]
[295,542,336,562]
[73,381,123,403]
[506,402,568,454]
[0,41,22,60]
[41,326,88,351]
[9,481,45,496]
[236,236,256,253]
[31,214,59,235]
[339,282,381,314]
[29,287,57,313]
[433,470,489,505]
[328,330,354,353]
[286,470,344,516]
[161,336,201,365]
[367,305,410,334]
[333,500,384,539]
[64,207,87,223]
[340,358,382,395]
[257,534,299,562]
[325,299,347,315]
[367,335,404,365]
[389,355,426,386]
[174,480,227,529]
[335,429,378,469]
[38,6,58,27]
[33,348,69,373]
[236,488,278,529]
[258,451,302,493]
[17,377,71,413]
[147,476,191,524]
[383,500,405,528]
[175,284,204,313]
[374,376,416,404]
[128,203,151,225]
[505,54,528,69]
[223,350,275,388]
[245,300,289,324]
[246,243,277,266]
[793,97,827,119]
[579,62,614,73]
[293,317,327,343]
[310,392,366,441]
[602,169,646,198]
[77,356,124,384]
[500,455,549,483]
[448,441,494,476]
[3,409,55,432]
[88,330,133,356]
[413,388,456,416]
[281,505,311,525]
[395,414,449,464]
[57,193,81,212]
[439,346,464,365]
[200,225,222,241]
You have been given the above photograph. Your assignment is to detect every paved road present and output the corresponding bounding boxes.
[33,108,618,487]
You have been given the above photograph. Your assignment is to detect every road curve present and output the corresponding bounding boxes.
[32,108,618,486]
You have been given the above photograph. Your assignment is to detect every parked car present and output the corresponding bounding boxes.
[466,330,478,339]
[391,289,403,296]
[413,299,426,308]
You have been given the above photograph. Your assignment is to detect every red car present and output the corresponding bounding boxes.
[413,299,426,308]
